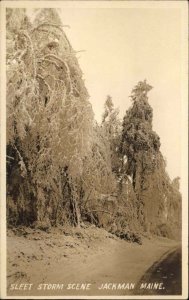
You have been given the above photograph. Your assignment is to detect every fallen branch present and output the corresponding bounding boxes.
[87,209,113,216]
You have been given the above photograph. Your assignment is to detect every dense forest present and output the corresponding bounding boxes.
[6,8,181,241]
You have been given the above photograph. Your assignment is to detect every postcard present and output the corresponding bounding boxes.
[0,1,188,299]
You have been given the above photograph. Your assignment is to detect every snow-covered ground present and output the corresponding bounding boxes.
[7,225,179,296]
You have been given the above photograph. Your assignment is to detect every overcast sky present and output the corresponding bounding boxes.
[59,5,184,181]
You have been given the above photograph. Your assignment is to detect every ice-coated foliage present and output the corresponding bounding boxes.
[6,8,94,227]
[6,9,181,240]
[120,80,181,237]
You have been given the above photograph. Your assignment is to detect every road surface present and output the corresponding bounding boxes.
[7,228,181,297]
[135,247,182,295]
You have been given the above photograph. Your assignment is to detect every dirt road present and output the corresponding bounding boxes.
[7,226,180,296]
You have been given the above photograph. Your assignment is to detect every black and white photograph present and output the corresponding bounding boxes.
[0,0,188,299]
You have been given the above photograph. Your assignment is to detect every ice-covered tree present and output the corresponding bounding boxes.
[6,8,94,227]
[120,80,181,236]
[101,96,122,176]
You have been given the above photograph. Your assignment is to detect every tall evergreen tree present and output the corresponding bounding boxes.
[101,95,122,175]
[120,80,181,235]
[120,80,160,189]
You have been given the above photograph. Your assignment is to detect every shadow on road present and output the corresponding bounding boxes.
[134,247,182,295]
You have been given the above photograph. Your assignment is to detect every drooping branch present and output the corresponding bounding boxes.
[42,54,73,94]
[37,74,52,93]
[19,30,37,78]
[32,22,70,33]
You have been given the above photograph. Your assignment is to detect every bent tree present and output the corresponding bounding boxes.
[6,8,94,227]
